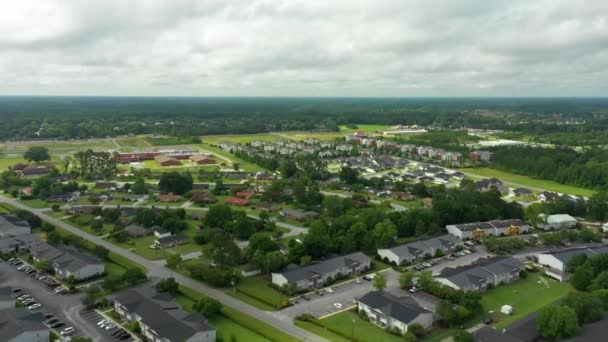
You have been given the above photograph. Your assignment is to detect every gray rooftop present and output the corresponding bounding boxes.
[438,256,523,289]
[0,308,47,340]
[542,245,608,265]
[358,291,430,324]
[278,252,371,283]
[384,234,459,259]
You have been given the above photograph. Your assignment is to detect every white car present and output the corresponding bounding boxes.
[325,287,334,294]
[355,278,362,284]
[333,303,343,309]
[61,327,75,335]
[105,324,116,330]
[28,303,41,310]
[97,319,108,327]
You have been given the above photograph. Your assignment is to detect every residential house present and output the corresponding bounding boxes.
[154,228,172,239]
[225,197,249,206]
[377,234,459,265]
[538,245,608,281]
[470,151,493,162]
[357,291,434,334]
[474,178,509,195]
[280,208,319,222]
[435,257,523,291]
[113,286,215,342]
[235,191,253,199]
[153,234,187,249]
[0,215,31,238]
[67,206,97,215]
[512,188,533,197]
[125,224,150,238]
[20,165,51,177]
[446,219,529,240]
[537,191,559,202]
[191,192,217,204]
[157,193,182,202]
[0,307,49,342]
[537,214,577,231]
[271,252,371,291]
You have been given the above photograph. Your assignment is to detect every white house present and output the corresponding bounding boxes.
[446,219,529,240]
[537,214,577,231]
[357,291,433,335]
[538,245,608,281]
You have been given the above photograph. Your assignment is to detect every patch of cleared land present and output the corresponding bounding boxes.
[461,167,596,197]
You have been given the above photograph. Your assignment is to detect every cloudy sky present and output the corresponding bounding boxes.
[1,0,607,97]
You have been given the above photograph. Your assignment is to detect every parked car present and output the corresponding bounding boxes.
[355,278,362,284]
[97,319,108,327]
[364,273,376,281]
[409,287,419,293]
[50,321,65,329]
[28,303,41,310]
[315,290,324,296]
[11,288,22,293]
[325,287,334,294]
[61,327,75,335]
[45,318,58,325]
[333,303,343,309]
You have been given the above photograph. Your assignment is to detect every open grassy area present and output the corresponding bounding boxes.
[19,198,49,209]
[294,320,351,342]
[481,273,574,329]
[319,310,403,342]
[461,167,596,197]
[229,275,290,310]
[339,124,392,134]
[199,144,265,172]
[0,155,62,171]
[201,133,285,145]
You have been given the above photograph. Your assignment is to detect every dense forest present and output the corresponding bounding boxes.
[490,146,608,190]
[1,96,607,140]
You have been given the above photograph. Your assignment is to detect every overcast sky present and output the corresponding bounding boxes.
[1,0,607,97]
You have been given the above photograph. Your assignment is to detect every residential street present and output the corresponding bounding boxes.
[0,195,326,342]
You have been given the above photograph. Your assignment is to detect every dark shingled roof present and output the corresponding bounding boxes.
[358,291,430,324]
[278,252,370,282]
[114,288,214,341]
[541,245,608,265]
[438,256,523,289]
[0,308,47,341]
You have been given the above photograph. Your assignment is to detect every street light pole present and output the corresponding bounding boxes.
[351,318,356,341]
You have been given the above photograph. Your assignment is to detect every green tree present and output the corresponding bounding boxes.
[155,277,179,294]
[158,171,193,195]
[399,272,414,289]
[165,254,183,269]
[372,220,397,248]
[453,331,473,342]
[373,272,387,291]
[24,146,50,163]
[130,178,148,195]
[563,292,603,324]
[537,305,579,340]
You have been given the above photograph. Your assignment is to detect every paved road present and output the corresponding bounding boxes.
[0,195,325,342]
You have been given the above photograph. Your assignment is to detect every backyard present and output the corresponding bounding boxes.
[481,273,574,329]
[317,309,404,342]
[228,275,290,311]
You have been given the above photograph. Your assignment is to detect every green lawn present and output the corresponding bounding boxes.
[461,167,595,197]
[201,133,285,145]
[198,144,264,172]
[319,310,403,342]
[294,320,351,342]
[19,199,50,209]
[230,275,290,310]
[481,273,574,329]
[339,124,392,134]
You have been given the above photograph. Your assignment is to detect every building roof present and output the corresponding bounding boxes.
[0,233,40,250]
[52,249,104,272]
[543,214,577,224]
[540,245,608,265]
[450,219,528,232]
[382,234,459,260]
[30,243,65,261]
[276,252,370,283]
[0,308,47,340]
[438,256,523,289]
[0,215,30,235]
[358,291,430,324]
[113,288,214,341]
[158,234,187,244]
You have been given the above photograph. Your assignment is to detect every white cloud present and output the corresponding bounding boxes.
[0,0,606,96]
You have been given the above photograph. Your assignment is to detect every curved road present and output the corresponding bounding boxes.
[0,195,325,342]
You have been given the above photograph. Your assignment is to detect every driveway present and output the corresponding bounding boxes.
[0,262,111,341]
[279,269,402,319]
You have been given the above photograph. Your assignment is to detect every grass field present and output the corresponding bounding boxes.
[319,310,403,342]
[19,198,49,209]
[481,273,573,329]
[230,275,289,310]
[199,144,265,172]
[338,124,392,134]
[294,320,351,342]
[461,167,596,197]
[0,156,62,171]
[202,133,285,145]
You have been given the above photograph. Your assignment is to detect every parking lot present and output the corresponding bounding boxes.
[279,269,402,319]
[80,308,134,341]
[0,260,112,341]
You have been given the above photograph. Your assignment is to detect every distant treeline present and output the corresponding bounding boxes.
[1,96,608,140]
[491,146,608,190]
